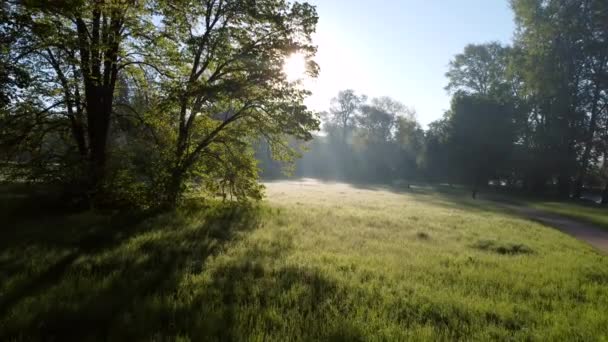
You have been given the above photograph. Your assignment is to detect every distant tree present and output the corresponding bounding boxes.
[281,93,425,183]
[447,93,516,198]
[329,89,366,143]
[422,118,452,183]
[356,104,396,145]
[445,42,512,97]
[354,97,414,181]
[371,96,415,120]
[394,115,425,181]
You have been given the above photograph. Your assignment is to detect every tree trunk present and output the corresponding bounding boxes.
[602,182,608,205]
[573,178,583,199]
[84,86,113,194]
[557,174,571,199]
[70,117,88,158]
[573,123,598,199]
[574,77,603,199]
[471,174,480,199]
[74,9,122,203]
[163,168,185,209]
[603,150,608,205]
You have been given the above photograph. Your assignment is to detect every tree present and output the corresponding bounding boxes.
[370,96,415,120]
[154,0,320,207]
[2,1,321,209]
[328,89,366,143]
[394,115,425,182]
[1,0,158,204]
[445,42,512,97]
[447,93,516,198]
[422,118,451,183]
[512,0,608,198]
[0,3,30,111]
[356,104,395,145]
[354,97,414,181]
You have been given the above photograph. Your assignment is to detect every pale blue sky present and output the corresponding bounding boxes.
[303,0,516,127]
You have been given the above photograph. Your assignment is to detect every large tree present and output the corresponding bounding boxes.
[445,42,512,97]
[328,89,366,143]
[447,93,516,198]
[153,0,321,206]
[1,0,321,209]
[1,0,158,203]
[512,0,608,197]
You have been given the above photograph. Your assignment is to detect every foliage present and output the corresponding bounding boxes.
[138,0,322,207]
[1,0,321,209]
[416,2,608,199]
[277,93,424,183]
[447,93,516,187]
[0,0,163,205]
[327,89,367,142]
[445,42,512,97]
[511,0,608,197]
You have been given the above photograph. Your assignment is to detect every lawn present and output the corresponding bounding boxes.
[1,180,608,340]
[526,200,608,232]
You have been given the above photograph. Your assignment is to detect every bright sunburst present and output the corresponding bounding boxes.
[283,52,307,81]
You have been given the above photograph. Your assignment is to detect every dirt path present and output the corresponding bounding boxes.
[496,202,608,254]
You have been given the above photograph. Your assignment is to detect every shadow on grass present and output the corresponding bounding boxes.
[0,196,262,339]
[0,194,363,340]
[182,259,360,340]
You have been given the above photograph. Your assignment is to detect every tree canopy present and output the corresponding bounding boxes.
[1,0,320,208]
[260,0,608,203]
[3,0,608,207]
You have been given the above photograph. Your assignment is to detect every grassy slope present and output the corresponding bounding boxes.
[527,200,608,232]
[1,180,608,340]
[474,185,608,232]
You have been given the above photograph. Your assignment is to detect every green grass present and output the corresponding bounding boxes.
[461,185,608,232]
[1,180,608,340]
[527,200,608,232]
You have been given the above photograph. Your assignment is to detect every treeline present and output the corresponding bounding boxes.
[261,0,608,203]
[1,0,319,209]
[433,0,608,201]
[258,91,425,183]
[2,0,607,208]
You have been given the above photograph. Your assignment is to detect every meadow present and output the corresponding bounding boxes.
[1,180,608,340]
[526,200,608,232]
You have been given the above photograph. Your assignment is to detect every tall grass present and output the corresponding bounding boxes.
[1,180,607,340]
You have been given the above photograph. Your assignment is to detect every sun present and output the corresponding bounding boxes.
[283,52,307,81]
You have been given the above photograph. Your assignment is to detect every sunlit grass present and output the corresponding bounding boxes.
[527,200,608,232]
[1,180,607,340]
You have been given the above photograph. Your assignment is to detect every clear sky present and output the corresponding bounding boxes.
[303,0,516,127]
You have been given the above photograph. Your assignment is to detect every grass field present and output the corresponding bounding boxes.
[459,185,608,232]
[1,180,608,340]
[526,200,608,232]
